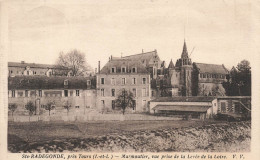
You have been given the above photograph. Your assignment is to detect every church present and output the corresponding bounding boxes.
[118,40,229,98]
[167,40,229,97]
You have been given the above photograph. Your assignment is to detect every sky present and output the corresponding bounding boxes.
[7,0,257,70]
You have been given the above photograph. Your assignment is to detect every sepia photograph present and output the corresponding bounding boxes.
[1,0,257,156]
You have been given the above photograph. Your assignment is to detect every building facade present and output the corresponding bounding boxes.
[8,76,96,116]
[96,58,151,112]
[8,61,70,77]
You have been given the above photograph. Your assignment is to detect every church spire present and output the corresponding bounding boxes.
[181,40,189,59]
[168,59,174,69]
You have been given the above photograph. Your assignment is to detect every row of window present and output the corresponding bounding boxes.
[111,67,137,73]
[200,73,226,79]
[9,70,50,75]
[101,77,147,85]
[100,88,148,97]
[10,90,81,98]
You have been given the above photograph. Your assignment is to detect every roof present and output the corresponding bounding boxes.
[99,58,149,74]
[194,63,229,74]
[168,59,174,68]
[216,96,251,100]
[151,96,215,102]
[181,41,189,59]
[8,76,96,90]
[121,50,160,67]
[8,62,56,69]
[153,105,210,112]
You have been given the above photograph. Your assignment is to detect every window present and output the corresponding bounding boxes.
[142,78,146,84]
[203,74,206,78]
[112,100,115,110]
[11,90,15,97]
[38,90,42,97]
[111,89,115,97]
[101,78,105,84]
[75,106,80,108]
[122,67,126,73]
[87,80,91,85]
[76,90,79,96]
[111,67,116,73]
[25,90,28,97]
[111,78,116,85]
[41,105,45,108]
[132,88,136,97]
[200,74,202,78]
[152,90,154,97]
[64,90,68,97]
[142,88,147,97]
[132,78,136,85]
[101,89,104,96]
[132,67,136,73]
[207,74,209,78]
[122,78,126,85]
[64,80,68,86]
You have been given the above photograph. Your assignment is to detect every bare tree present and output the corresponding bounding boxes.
[63,100,72,116]
[56,49,92,76]
[45,101,55,116]
[8,103,17,118]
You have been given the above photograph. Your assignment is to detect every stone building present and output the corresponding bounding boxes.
[96,58,151,112]
[8,76,96,115]
[8,61,70,77]
[166,41,229,97]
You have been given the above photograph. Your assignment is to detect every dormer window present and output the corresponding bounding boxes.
[111,67,116,73]
[121,67,126,73]
[64,80,68,86]
[132,67,137,73]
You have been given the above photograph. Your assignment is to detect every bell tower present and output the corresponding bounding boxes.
[178,40,193,96]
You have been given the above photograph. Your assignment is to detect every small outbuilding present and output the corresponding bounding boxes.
[150,97,216,119]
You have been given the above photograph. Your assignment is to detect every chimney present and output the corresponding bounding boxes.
[95,68,97,74]
[111,55,112,60]
[21,61,25,64]
[98,61,100,73]
[142,49,144,53]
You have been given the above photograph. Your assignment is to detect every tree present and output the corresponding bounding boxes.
[115,89,135,115]
[63,100,72,115]
[45,101,55,116]
[56,49,92,76]
[8,103,17,117]
[25,101,36,116]
[223,60,251,96]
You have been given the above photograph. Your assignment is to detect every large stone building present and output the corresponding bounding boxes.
[96,58,151,112]
[167,41,229,97]
[8,76,96,115]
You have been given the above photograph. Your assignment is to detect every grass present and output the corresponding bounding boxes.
[8,120,224,145]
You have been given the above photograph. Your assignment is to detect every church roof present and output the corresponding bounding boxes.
[99,58,149,74]
[168,59,174,68]
[181,41,189,59]
[194,63,229,74]
[8,76,96,90]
